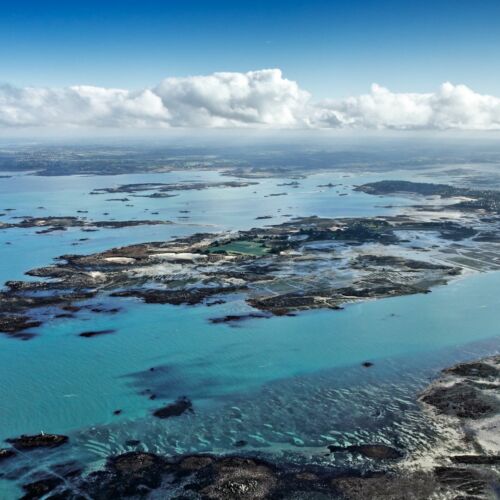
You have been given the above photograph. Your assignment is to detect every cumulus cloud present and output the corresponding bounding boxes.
[1,69,500,131]
[154,69,309,127]
[0,84,168,127]
[312,82,500,130]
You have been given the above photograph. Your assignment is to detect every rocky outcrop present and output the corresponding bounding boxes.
[6,433,69,450]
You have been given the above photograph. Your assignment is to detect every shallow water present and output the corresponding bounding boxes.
[0,168,499,497]
[0,168,435,282]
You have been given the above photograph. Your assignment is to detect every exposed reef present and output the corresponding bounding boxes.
[16,431,498,499]
[14,452,417,499]
[407,355,500,499]
[420,355,500,431]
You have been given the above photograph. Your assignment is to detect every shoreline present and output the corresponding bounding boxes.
[3,355,498,498]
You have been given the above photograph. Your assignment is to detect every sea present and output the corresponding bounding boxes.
[0,167,499,497]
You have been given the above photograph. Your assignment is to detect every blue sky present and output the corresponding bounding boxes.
[2,0,500,98]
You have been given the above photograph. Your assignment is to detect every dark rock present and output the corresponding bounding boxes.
[110,451,164,474]
[209,313,270,324]
[0,315,41,337]
[36,225,67,234]
[0,448,16,461]
[13,447,493,499]
[52,452,168,498]
[199,456,277,498]
[62,305,81,312]
[6,434,69,450]
[354,254,454,271]
[451,455,500,465]
[112,287,240,306]
[78,329,115,338]
[153,397,193,419]
[206,299,226,306]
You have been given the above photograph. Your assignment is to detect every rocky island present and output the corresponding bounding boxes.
[3,180,500,340]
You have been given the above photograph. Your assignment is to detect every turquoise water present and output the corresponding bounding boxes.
[0,168,430,282]
[0,168,499,497]
[1,271,499,441]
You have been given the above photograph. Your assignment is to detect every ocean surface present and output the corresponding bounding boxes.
[0,168,499,497]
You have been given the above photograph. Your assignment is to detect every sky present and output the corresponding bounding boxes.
[1,0,500,132]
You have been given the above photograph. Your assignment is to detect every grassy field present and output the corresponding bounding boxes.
[207,239,269,256]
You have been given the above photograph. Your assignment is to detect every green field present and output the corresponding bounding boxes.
[207,239,269,256]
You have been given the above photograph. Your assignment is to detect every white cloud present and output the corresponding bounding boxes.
[154,69,309,127]
[1,70,500,131]
[312,82,500,130]
[0,84,168,127]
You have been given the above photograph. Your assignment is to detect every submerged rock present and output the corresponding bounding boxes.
[153,396,193,419]
[233,440,248,448]
[78,329,116,338]
[21,477,63,499]
[209,313,270,324]
[124,440,141,447]
[0,315,41,338]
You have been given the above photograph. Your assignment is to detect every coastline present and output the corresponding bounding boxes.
[4,355,498,498]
